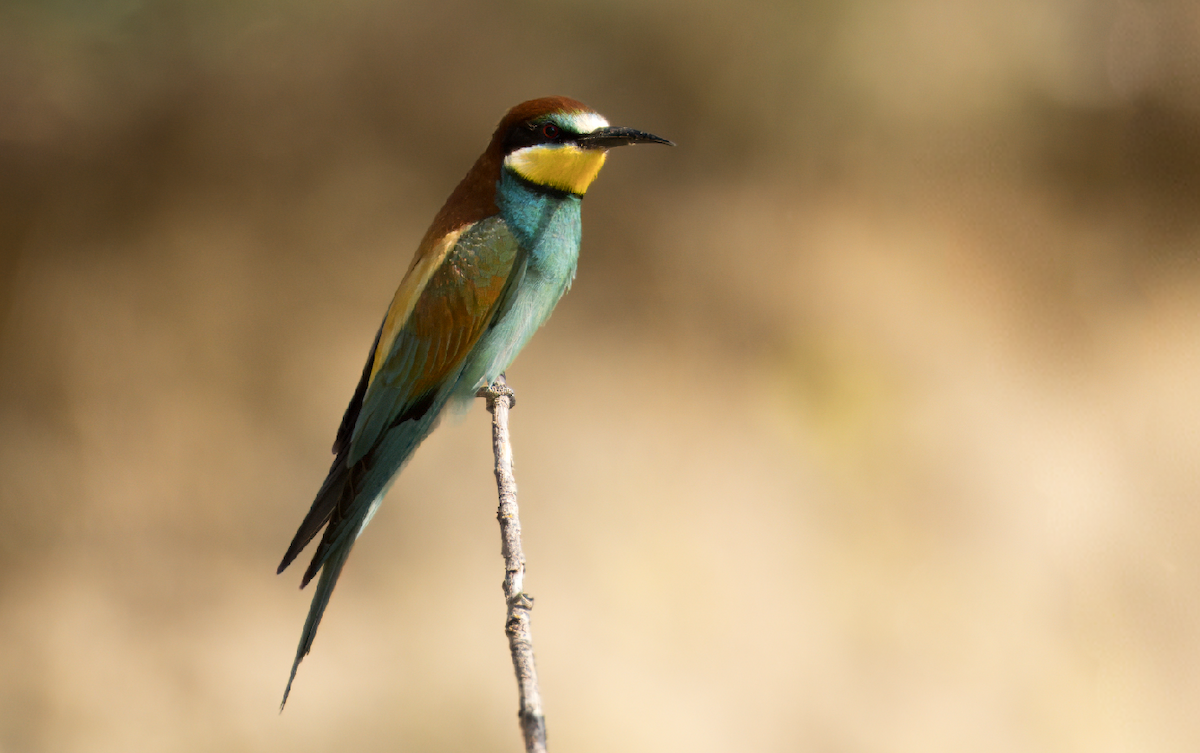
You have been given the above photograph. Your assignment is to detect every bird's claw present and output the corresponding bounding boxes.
[476,376,516,409]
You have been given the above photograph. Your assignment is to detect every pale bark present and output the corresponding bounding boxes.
[478,376,547,753]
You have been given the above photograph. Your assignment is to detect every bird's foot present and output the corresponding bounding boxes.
[476,375,516,409]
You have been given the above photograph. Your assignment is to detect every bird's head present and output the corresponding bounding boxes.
[494,97,673,196]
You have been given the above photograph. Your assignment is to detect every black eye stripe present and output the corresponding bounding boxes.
[503,120,574,154]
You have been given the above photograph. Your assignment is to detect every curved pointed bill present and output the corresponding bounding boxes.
[576,126,675,150]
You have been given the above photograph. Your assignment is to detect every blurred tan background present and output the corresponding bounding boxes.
[2,0,1199,751]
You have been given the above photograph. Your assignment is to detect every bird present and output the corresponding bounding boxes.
[276,96,672,707]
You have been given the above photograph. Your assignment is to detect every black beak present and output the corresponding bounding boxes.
[576,126,675,149]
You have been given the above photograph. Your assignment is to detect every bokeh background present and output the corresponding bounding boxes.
[2,0,1199,750]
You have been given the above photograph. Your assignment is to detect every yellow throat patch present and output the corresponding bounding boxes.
[504,145,608,195]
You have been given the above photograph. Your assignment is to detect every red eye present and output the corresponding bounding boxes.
[542,123,560,139]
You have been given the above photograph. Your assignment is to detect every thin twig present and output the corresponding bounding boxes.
[478,375,547,753]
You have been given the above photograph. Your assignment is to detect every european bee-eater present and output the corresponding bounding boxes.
[277,96,672,706]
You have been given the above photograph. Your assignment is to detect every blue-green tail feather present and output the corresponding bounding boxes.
[280,520,359,710]
[278,386,457,708]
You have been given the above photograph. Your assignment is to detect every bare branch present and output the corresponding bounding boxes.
[478,375,547,753]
